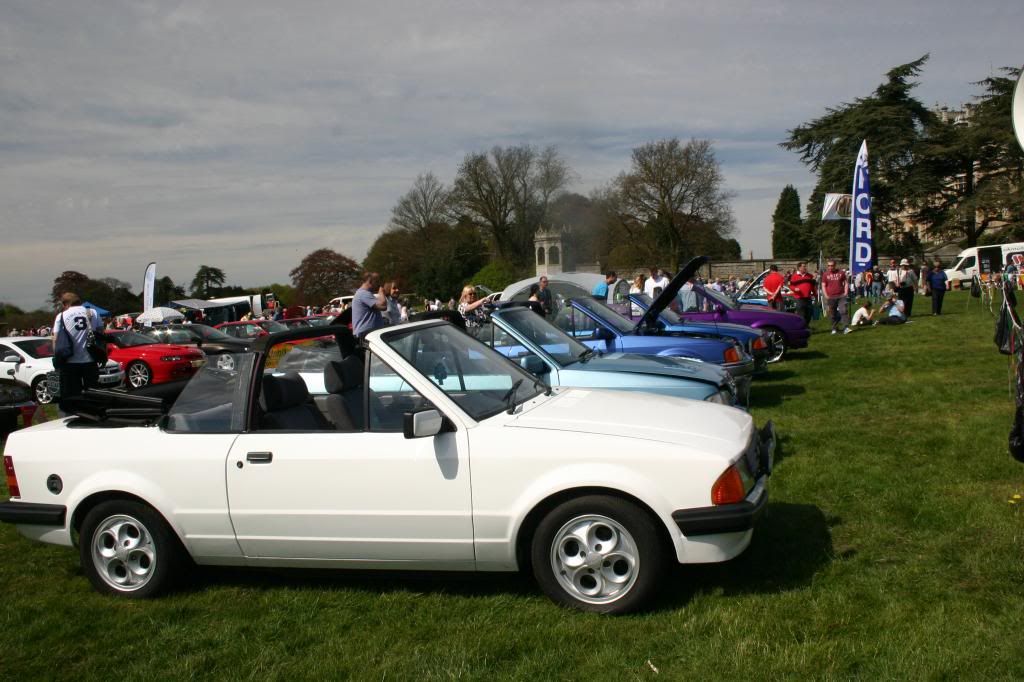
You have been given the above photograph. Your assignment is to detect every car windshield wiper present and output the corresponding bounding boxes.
[503,378,524,414]
[533,377,553,397]
[577,348,596,363]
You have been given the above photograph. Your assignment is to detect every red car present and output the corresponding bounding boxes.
[104,330,206,389]
[279,315,334,329]
[214,319,289,340]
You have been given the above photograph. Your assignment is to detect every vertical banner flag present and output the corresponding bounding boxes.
[849,140,873,275]
[143,262,157,312]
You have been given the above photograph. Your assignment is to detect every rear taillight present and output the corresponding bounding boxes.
[723,347,741,364]
[711,465,745,505]
[3,456,20,498]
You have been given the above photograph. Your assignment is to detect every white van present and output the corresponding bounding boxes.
[945,242,1024,285]
[326,295,354,309]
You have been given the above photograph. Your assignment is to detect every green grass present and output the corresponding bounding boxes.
[3,290,1024,680]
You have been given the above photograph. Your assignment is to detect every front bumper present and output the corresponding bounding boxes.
[672,420,775,536]
[0,500,67,526]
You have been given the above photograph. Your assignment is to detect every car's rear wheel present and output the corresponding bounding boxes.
[763,327,786,363]
[126,361,151,388]
[531,495,667,614]
[31,375,53,404]
[79,500,183,598]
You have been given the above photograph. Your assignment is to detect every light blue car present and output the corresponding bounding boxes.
[476,306,743,406]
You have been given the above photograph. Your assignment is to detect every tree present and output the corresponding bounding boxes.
[771,185,808,258]
[913,67,1024,246]
[452,145,574,264]
[781,56,934,258]
[153,276,186,305]
[51,271,92,306]
[390,172,455,233]
[289,249,362,305]
[603,138,735,271]
[190,265,226,298]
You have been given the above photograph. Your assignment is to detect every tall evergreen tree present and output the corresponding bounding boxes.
[782,56,934,258]
[771,185,806,258]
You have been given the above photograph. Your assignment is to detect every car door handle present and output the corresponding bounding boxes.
[246,451,273,463]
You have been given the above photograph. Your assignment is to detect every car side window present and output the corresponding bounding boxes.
[569,307,600,341]
[368,353,435,432]
[0,344,18,361]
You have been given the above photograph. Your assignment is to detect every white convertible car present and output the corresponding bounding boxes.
[0,321,773,613]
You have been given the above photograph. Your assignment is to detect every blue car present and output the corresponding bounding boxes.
[479,306,744,406]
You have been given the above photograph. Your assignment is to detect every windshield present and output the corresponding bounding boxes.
[631,293,684,325]
[571,297,636,334]
[186,324,234,342]
[384,323,544,421]
[698,285,737,310]
[13,339,54,358]
[496,308,590,367]
[111,331,157,347]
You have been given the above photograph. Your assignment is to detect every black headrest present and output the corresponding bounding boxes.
[260,372,310,411]
[324,357,363,394]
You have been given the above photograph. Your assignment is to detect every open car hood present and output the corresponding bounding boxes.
[635,255,709,331]
[737,270,769,300]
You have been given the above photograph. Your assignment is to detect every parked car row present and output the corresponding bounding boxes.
[0,257,798,614]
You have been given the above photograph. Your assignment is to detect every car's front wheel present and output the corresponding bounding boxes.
[79,500,183,598]
[531,495,668,614]
[126,361,151,388]
[763,326,786,363]
[214,353,235,371]
[31,375,53,404]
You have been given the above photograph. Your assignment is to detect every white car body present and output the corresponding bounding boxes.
[944,242,1024,285]
[0,336,124,402]
[0,321,772,611]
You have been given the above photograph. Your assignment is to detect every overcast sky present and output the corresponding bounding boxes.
[1,0,1021,310]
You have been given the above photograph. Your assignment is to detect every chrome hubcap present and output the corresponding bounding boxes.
[550,514,639,604]
[766,330,785,363]
[216,354,234,371]
[91,514,157,592]
[34,379,53,404]
[128,364,149,387]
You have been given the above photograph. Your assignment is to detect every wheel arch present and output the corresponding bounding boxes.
[70,490,181,548]
[514,486,675,573]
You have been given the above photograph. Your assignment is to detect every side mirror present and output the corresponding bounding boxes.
[520,355,551,376]
[714,304,726,314]
[403,409,444,439]
[592,326,615,341]
[2,354,21,364]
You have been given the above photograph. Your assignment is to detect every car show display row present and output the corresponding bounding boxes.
[0,258,808,613]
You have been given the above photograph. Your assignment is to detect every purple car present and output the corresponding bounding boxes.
[667,257,811,360]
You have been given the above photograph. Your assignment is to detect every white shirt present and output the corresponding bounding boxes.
[851,307,872,326]
[53,306,102,364]
[644,275,669,298]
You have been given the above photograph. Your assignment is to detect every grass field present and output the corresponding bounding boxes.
[2,290,1024,680]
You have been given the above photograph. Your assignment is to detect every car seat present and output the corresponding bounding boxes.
[323,357,365,430]
[259,372,331,430]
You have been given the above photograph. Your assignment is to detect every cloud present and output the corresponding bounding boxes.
[0,0,1021,308]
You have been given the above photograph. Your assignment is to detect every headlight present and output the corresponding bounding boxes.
[705,390,727,404]
[752,337,767,350]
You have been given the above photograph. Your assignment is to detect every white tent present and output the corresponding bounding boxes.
[135,306,185,324]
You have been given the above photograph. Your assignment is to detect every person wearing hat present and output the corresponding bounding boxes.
[896,258,918,317]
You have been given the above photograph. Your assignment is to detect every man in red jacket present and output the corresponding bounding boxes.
[789,261,816,326]
[763,264,785,311]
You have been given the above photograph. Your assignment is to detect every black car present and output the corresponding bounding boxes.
[0,379,34,441]
[142,323,251,370]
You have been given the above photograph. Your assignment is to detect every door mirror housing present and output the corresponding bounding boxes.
[403,409,444,439]
[520,355,550,376]
[592,326,615,342]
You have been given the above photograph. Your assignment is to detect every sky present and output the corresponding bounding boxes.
[1,0,1021,310]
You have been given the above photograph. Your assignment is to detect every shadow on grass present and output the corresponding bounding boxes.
[755,369,796,383]
[190,564,538,601]
[748,383,806,408]
[785,350,828,361]
[657,502,835,609]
